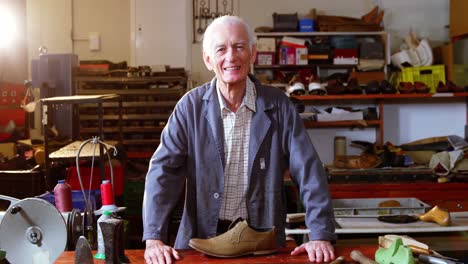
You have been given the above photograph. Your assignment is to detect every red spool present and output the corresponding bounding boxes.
[100,180,115,206]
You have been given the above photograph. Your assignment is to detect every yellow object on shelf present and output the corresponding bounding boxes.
[392,65,446,93]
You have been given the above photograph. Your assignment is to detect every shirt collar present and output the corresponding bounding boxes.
[216,78,256,112]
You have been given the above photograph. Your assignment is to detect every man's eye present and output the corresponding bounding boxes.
[216,47,225,53]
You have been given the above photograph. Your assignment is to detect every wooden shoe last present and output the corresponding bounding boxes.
[418,205,451,226]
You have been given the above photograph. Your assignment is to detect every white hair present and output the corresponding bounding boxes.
[202,15,256,54]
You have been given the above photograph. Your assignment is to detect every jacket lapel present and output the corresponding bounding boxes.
[248,81,273,176]
[202,79,225,168]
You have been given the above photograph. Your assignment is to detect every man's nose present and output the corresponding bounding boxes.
[226,48,236,60]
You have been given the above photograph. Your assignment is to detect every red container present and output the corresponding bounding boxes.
[66,164,124,196]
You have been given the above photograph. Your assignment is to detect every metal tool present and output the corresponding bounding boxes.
[329,256,345,264]
[0,196,67,263]
[75,236,94,264]
[100,217,129,264]
[419,254,464,264]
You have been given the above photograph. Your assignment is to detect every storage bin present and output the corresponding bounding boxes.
[272,13,298,32]
[67,164,124,196]
[393,65,445,93]
[333,197,431,216]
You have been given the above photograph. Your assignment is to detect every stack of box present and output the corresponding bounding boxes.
[279,37,308,65]
[255,38,276,65]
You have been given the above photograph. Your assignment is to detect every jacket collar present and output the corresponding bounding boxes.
[202,74,275,113]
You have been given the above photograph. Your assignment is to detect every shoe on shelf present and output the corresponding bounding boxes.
[398,82,415,94]
[414,81,430,93]
[326,79,345,95]
[365,80,381,94]
[345,78,362,94]
[436,81,450,93]
[380,80,397,94]
[188,220,277,258]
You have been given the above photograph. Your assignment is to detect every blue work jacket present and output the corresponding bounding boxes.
[142,76,336,249]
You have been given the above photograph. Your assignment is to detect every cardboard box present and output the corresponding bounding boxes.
[296,48,308,65]
[257,38,276,52]
[0,142,16,159]
[255,52,276,65]
[317,111,363,122]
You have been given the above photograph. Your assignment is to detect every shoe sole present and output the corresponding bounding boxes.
[188,241,277,258]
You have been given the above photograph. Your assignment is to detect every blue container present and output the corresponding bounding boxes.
[37,190,101,212]
[299,19,314,32]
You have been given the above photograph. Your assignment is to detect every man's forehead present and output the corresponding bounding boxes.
[211,24,249,45]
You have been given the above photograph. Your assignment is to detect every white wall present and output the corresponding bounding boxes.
[131,0,191,69]
[26,0,130,65]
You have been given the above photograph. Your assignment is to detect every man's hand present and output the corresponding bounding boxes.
[144,239,181,264]
[290,240,335,263]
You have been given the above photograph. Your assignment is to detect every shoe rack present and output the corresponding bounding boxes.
[293,92,468,146]
[74,73,187,160]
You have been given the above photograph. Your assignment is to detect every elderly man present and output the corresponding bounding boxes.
[143,15,336,264]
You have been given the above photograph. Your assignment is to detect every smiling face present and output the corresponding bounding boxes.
[203,21,257,90]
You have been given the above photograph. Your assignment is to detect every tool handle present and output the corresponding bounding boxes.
[350,250,378,264]
[329,256,345,264]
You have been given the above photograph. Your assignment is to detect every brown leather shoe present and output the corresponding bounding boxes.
[189,220,277,258]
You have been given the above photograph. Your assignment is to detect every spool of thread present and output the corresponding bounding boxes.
[100,180,115,206]
[54,180,73,212]
[334,136,347,159]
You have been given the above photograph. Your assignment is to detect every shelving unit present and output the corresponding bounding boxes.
[74,75,187,159]
[41,94,120,190]
[253,31,390,82]
[293,92,468,146]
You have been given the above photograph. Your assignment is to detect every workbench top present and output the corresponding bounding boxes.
[55,240,377,264]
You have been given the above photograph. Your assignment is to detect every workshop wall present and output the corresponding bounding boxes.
[24,0,465,164]
[26,0,130,65]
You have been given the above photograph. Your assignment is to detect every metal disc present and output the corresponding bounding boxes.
[67,209,83,250]
[0,198,67,263]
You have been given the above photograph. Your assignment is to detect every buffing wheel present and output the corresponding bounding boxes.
[0,197,67,263]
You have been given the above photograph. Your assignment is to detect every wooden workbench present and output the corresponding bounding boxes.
[55,240,377,264]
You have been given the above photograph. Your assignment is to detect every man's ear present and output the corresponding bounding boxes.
[203,51,213,71]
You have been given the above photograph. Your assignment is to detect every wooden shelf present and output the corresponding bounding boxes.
[77,87,183,95]
[81,126,164,134]
[304,119,381,128]
[80,101,177,108]
[74,75,186,84]
[80,113,170,121]
[255,31,388,37]
[254,64,357,70]
[293,92,468,101]
[75,73,186,161]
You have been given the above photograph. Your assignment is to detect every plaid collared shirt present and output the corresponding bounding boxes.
[216,78,256,221]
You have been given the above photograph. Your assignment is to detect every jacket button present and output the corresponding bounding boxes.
[213,193,219,199]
